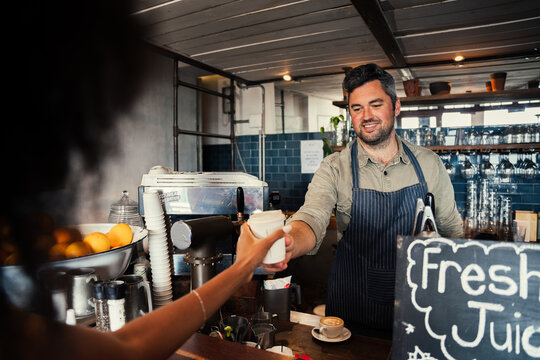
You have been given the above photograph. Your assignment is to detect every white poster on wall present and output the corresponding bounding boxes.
[301,140,324,174]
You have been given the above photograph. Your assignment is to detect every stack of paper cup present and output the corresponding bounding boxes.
[247,210,286,264]
[143,190,173,306]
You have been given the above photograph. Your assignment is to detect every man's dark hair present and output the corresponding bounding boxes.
[343,63,397,108]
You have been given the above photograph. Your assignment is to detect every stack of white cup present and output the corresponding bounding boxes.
[143,190,173,306]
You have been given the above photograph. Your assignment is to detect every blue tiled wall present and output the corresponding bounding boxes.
[203,133,324,211]
[203,131,539,213]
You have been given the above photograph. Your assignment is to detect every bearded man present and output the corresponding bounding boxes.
[264,63,463,338]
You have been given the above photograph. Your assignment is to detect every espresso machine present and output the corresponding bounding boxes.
[138,168,271,289]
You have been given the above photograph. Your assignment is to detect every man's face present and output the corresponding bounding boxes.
[349,80,400,146]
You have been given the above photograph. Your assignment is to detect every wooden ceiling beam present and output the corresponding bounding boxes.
[254,49,540,85]
[350,0,408,68]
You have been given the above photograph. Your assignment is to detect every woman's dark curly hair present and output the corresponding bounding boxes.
[1,0,150,320]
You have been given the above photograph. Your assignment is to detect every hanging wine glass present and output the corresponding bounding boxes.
[522,153,538,179]
[479,154,495,178]
[496,153,514,180]
[461,153,477,180]
[515,153,525,178]
[442,154,456,177]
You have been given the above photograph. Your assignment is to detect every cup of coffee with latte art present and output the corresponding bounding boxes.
[319,316,344,338]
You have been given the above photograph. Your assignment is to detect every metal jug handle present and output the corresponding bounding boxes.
[138,280,153,315]
[419,205,438,235]
[85,274,98,308]
[411,198,425,236]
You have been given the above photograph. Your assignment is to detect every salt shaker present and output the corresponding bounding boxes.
[106,280,126,331]
[93,281,110,331]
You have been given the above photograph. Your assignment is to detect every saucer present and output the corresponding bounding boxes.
[311,327,351,343]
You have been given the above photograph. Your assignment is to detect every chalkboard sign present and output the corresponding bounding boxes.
[392,236,540,360]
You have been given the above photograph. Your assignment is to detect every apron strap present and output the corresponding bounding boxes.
[351,140,360,188]
[401,142,427,189]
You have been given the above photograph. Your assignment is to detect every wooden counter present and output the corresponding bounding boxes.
[274,321,391,360]
[168,317,391,360]
[168,332,291,359]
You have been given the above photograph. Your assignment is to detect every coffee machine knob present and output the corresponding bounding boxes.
[171,221,192,250]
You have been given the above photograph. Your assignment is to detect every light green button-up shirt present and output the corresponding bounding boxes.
[289,136,464,255]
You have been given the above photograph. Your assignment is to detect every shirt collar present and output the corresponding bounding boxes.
[396,136,411,165]
[354,135,411,167]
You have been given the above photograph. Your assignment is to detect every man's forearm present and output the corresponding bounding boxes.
[290,220,317,258]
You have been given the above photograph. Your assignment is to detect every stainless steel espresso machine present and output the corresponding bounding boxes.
[138,169,270,289]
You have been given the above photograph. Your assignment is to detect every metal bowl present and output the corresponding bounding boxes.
[0,224,148,309]
[43,223,148,279]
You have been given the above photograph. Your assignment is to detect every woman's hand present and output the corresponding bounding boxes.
[261,234,293,273]
[235,222,291,281]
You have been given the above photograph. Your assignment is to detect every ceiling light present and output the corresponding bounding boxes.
[283,74,292,81]
[454,55,464,62]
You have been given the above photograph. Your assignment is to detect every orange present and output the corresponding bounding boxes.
[64,241,92,258]
[53,227,81,244]
[106,223,133,248]
[83,232,111,253]
[49,243,68,261]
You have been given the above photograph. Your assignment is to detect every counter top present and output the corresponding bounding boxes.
[169,314,392,360]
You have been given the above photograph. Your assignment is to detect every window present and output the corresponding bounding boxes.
[484,106,540,126]
[442,113,471,128]
[400,117,437,129]
[401,117,419,129]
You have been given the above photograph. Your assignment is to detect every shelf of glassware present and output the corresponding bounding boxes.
[425,143,540,154]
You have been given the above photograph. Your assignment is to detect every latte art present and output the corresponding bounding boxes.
[320,316,344,326]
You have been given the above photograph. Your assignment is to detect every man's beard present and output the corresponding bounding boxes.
[357,118,395,146]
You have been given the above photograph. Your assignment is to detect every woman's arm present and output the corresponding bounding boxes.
[14,223,290,360]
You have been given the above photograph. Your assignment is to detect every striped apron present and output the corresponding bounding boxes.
[326,140,428,331]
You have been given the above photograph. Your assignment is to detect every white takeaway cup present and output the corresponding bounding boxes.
[247,210,286,264]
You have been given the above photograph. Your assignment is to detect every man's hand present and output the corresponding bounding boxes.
[236,223,292,280]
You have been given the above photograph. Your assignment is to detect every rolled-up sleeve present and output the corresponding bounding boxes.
[429,154,464,238]
[287,153,340,254]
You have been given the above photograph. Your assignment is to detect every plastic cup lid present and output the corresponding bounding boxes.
[248,210,285,224]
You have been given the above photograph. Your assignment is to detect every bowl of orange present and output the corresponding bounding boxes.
[3,223,147,281]
[1,223,148,310]
[49,223,147,279]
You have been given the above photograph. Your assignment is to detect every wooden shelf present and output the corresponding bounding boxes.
[332,88,540,108]
[426,143,540,154]
[332,100,347,109]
